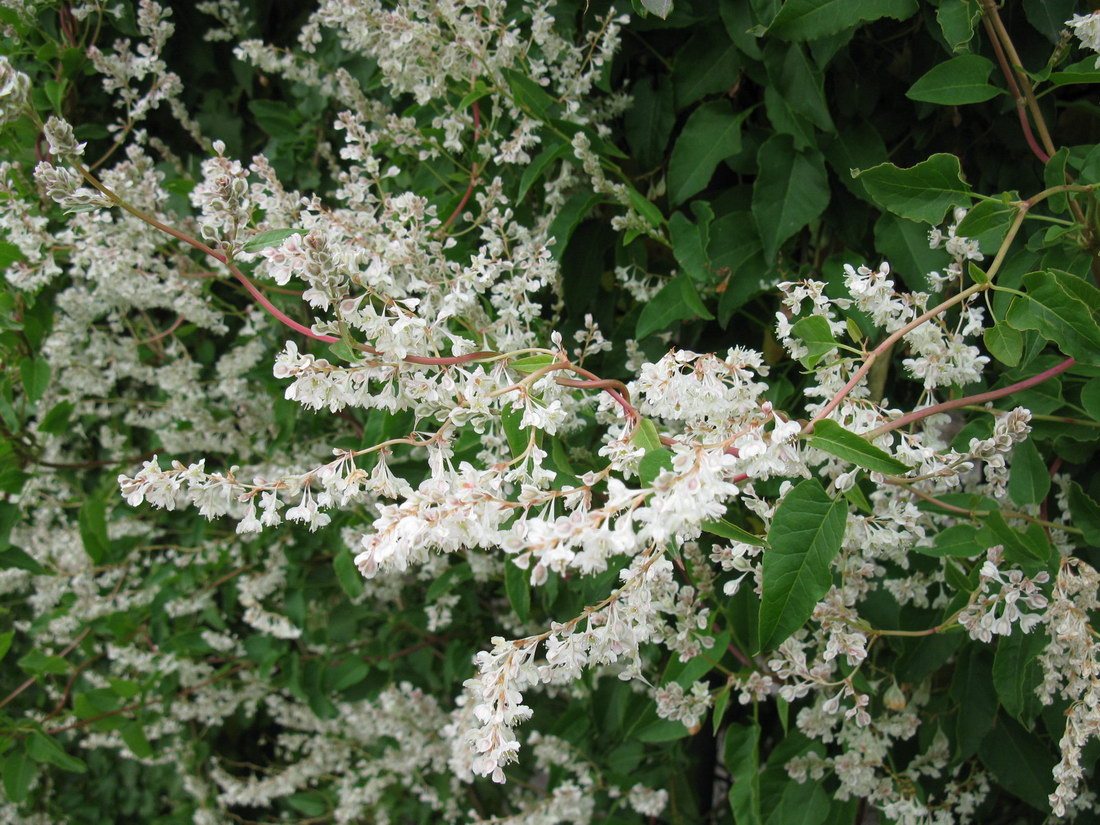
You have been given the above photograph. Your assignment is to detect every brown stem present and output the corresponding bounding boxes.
[0,628,91,710]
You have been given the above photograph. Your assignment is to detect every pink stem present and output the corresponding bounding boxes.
[865,356,1076,439]
[223,259,338,343]
[439,100,481,235]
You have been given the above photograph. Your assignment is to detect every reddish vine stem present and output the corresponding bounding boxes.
[438,99,481,235]
[982,13,1049,164]
[865,356,1076,439]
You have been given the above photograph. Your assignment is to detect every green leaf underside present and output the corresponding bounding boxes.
[759,479,848,651]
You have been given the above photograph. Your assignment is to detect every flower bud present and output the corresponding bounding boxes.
[0,56,30,126]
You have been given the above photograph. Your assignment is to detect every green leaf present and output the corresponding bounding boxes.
[767,0,917,40]
[500,405,530,459]
[504,559,531,623]
[789,316,838,369]
[1005,270,1100,364]
[701,518,767,547]
[758,480,848,651]
[1024,0,1078,44]
[287,791,328,817]
[635,275,714,339]
[626,187,665,233]
[1048,56,1100,87]
[121,721,153,759]
[632,418,663,453]
[983,510,1050,563]
[822,125,887,204]
[725,722,762,825]
[854,154,972,225]
[548,192,603,260]
[674,27,742,107]
[1043,148,1070,214]
[764,42,834,134]
[247,100,300,139]
[668,100,748,206]
[2,750,35,803]
[509,355,555,374]
[993,630,1046,722]
[108,678,140,698]
[917,524,983,558]
[242,228,297,253]
[872,212,947,291]
[641,0,673,20]
[636,718,692,741]
[0,547,45,575]
[425,562,473,602]
[955,195,1017,250]
[984,322,1023,367]
[79,495,110,564]
[720,2,763,59]
[329,659,370,691]
[502,68,556,119]
[328,341,356,363]
[0,631,12,663]
[1008,438,1050,507]
[979,717,1055,812]
[19,358,49,404]
[1082,378,1100,421]
[27,731,86,773]
[951,647,997,761]
[455,80,491,111]
[517,143,569,202]
[751,135,829,264]
[37,400,75,434]
[937,0,982,53]
[670,204,714,283]
[807,419,911,475]
[1067,482,1100,544]
[0,241,25,272]
[764,778,830,825]
[333,550,362,599]
[639,449,675,486]
[906,55,1000,105]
